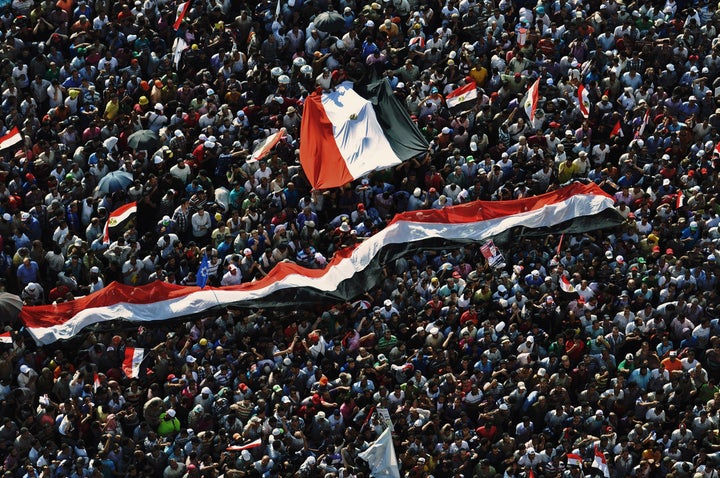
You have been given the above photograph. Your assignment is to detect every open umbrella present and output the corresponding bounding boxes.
[0,293,22,321]
[127,129,159,151]
[97,171,134,194]
[312,11,345,33]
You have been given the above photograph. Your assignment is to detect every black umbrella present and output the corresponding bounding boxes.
[127,129,160,151]
[0,292,22,321]
[97,171,134,194]
[313,11,345,33]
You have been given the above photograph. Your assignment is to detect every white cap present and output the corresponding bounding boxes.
[90,266,100,273]
[384,299,392,306]
[526,336,534,343]
[166,409,176,417]
[430,327,439,335]
[20,365,30,374]
[241,450,252,461]
[316,411,326,419]
[2,213,10,221]
[663,178,671,186]
[441,127,451,134]
[243,248,253,256]
[201,387,212,395]
[154,103,163,111]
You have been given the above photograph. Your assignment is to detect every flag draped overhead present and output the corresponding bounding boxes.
[21,183,623,345]
[300,80,428,190]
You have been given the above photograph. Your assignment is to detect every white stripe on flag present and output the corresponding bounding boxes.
[321,82,402,178]
[0,332,11,344]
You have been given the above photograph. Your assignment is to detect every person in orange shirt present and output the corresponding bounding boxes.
[660,350,683,374]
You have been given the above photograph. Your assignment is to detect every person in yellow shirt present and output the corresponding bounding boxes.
[557,156,578,183]
[469,61,488,87]
[103,95,120,121]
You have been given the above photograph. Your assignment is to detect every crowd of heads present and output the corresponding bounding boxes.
[2,0,720,477]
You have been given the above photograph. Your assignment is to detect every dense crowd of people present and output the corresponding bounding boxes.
[1,0,720,477]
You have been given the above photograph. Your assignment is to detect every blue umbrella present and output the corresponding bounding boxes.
[97,171,134,194]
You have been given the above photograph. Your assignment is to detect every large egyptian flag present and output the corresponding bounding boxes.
[446,81,478,113]
[300,80,428,190]
[21,183,623,345]
[103,201,137,244]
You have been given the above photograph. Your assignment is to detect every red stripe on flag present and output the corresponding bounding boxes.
[299,91,353,190]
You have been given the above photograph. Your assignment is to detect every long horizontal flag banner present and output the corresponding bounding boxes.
[20,183,623,345]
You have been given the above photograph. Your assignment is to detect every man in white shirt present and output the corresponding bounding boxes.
[221,264,242,286]
[191,207,211,243]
